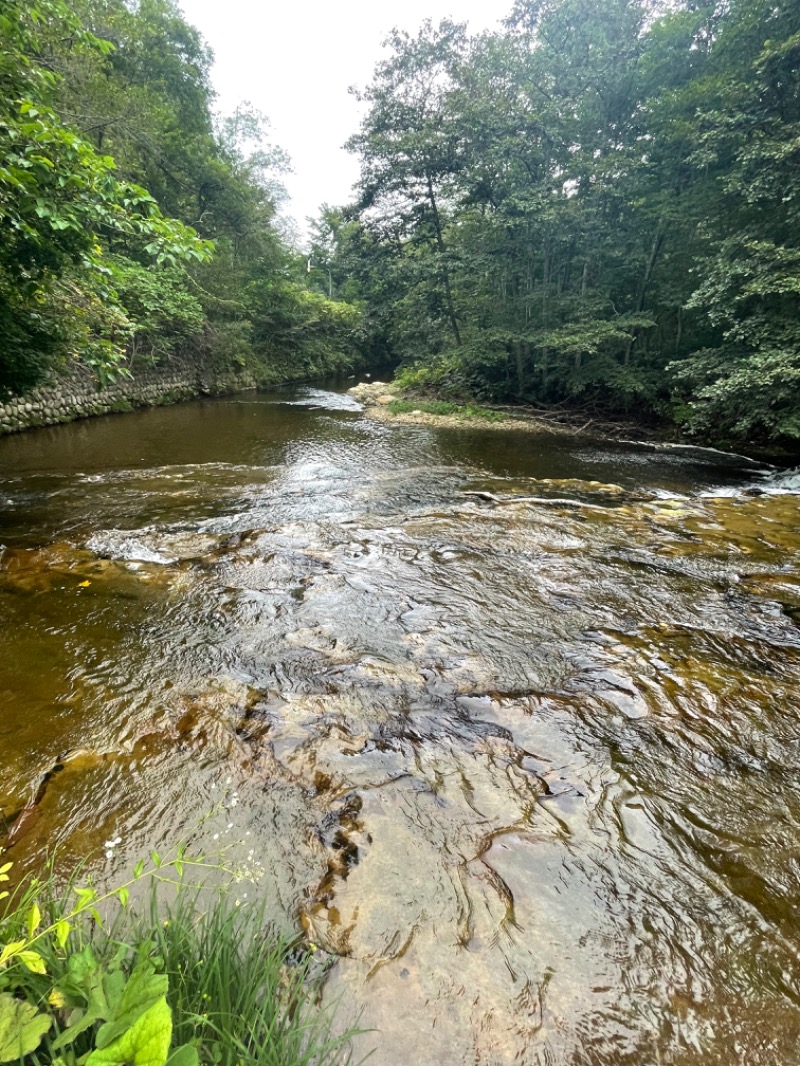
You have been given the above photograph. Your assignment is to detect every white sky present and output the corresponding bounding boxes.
[178,0,505,242]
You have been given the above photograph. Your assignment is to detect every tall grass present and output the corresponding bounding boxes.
[139,890,362,1066]
[0,858,365,1066]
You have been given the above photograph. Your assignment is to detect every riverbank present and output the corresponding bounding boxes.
[0,349,264,436]
[348,381,800,469]
[350,380,671,440]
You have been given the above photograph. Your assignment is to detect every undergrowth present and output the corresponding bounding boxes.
[0,850,362,1065]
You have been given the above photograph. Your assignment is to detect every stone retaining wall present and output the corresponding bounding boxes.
[0,352,259,435]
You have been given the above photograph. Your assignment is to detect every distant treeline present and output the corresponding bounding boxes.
[0,0,366,401]
[310,0,800,446]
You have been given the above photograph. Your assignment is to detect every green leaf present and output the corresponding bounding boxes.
[86,996,172,1066]
[94,960,168,1050]
[75,886,97,910]
[51,946,114,1052]
[55,919,71,949]
[165,1045,199,1066]
[0,991,51,1063]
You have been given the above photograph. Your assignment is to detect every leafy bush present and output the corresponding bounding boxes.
[0,0,211,396]
[107,257,205,366]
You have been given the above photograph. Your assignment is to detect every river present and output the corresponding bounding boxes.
[1,384,799,1065]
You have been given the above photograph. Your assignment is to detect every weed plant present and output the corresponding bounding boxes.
[0,853,363,1066]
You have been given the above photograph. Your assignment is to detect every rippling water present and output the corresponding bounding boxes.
[1,385,799,1064]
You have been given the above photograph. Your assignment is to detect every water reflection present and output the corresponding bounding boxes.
[0,387,798,1064]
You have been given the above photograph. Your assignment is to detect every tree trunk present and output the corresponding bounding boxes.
[625,219,665,366]
[426,172,461,347]
[515,342,525,393]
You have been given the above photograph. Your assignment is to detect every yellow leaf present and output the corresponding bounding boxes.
[0,941,25,966]
[27,902,41,938]
[55,920,70,949]
[78,580,91,588]
[18,950,47,975]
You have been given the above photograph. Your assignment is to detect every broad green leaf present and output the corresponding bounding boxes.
[165,1045,199,1066]
[86,996,172,1066]
[94,960,168,1049]
[18,950,47,974]
[0,991,51,1063]
[51,946,111,1052]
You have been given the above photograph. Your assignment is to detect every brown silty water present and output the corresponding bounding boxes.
[1,384,799,1064]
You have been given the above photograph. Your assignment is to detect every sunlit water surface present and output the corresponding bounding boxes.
[1,385,799,1065]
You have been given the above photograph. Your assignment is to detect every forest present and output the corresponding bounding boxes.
[2,0,800,447]
[0,0,364,402]
[311,0,800,447]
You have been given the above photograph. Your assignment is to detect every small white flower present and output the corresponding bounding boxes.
[105,850,114,860]
[213,833,219,841]
[227,822,233,829]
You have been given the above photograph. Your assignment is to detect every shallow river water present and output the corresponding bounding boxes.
[2,385,800,1065]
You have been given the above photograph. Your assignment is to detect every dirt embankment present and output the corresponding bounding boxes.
[348,380,673,440]
[347,381,576,435]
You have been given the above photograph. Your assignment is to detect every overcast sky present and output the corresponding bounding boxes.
[179,0,505,241]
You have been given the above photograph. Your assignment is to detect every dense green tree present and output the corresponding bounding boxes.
[0,0,210,396]
[0,0,367,398]
[347,19,470,350]
[339,0,800,445]
[668,0,800,440]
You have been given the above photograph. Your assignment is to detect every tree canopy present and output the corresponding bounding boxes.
[0,0,366,399]
[328,0,800,447]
